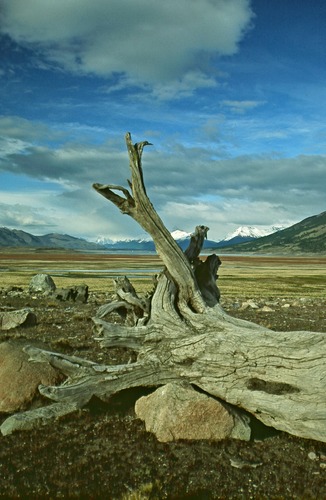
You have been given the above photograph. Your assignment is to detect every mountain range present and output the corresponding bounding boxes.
[0,227,102,251]
[94,226,282,251]
[0,211,324,254]
[0,225,278,252]
[219,211,326,254]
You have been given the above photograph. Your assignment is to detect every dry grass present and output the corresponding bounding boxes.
[0,251,325,297]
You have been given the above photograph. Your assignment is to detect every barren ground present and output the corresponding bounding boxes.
[0,253,325,499]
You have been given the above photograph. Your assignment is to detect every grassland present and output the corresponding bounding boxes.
[0,250,325,298]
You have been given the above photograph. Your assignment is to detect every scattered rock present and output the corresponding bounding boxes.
[29,274,56,295]
[0,341,64,413]
[260,306,275,313]
[135,382,251,442]
[53,285,89,303]
[240,300,259,310]
[4,286,24,297]
[308,451,318,460]
[0,308,37,330]
[28,275,88,303]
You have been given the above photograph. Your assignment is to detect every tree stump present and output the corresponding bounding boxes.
[2,132,325,444]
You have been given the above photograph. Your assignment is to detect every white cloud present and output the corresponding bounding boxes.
[0,198,58,232]
[0,115,325,240]
[221,100,265,114]
[1,0,253,92]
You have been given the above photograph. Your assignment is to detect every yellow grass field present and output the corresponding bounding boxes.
[0,250,325,298]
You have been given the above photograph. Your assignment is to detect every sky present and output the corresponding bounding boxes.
[0,0,325,242]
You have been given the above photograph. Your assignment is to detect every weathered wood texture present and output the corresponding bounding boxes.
[2,132,325,444]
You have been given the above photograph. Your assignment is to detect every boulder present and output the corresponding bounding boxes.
[0,342,64,413]
[52,284,89,303]
[29,274,56,294]
[0,308,37,330]
[135,382,251,442]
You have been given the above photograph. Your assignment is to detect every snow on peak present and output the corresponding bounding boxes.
[223,226,270,241]
[95,235,114,245]
[171,229,191,240]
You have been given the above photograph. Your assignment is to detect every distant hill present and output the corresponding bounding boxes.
[0,224,284,252]
[220,211,326,254]
[0,227,103,251]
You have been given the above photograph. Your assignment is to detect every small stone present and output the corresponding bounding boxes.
[308,451,317,461]
[240,302,250,310]
[260,306,274,312]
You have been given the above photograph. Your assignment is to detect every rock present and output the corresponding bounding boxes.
[0,308,37,330]
[29,274,56,295]
[4,286,24,297]
[247,300,259,309]
[1,402,79,436]
[52,284,88,303]
[0,342,64,413]
[260,306,275,313]
[240,300,259,310]
[135,382,251,443]
[75,285,89,303]
[52,288,72,301]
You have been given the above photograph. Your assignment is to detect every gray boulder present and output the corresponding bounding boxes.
[0,308,37,330]
[29,274,56,295]
[53,284,89,303]
[135,382,251,442]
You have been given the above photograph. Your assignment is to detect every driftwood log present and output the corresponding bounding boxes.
[2,132,325,443]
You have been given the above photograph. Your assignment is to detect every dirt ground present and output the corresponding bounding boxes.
[0,289,325,499]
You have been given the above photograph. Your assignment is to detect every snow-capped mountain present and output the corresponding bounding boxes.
[223,226,271,242]
[219,225,285,247]
[171,230,191,240]
[95,229,215,251]
[94,225,286,251]
[95,234,152,246]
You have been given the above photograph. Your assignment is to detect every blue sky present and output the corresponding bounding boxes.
[0,0,325,242]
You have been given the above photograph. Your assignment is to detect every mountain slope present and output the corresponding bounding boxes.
[221,212,326,254]
[0,225,281,252]
[0,227,103,250]
[2,213,322,254]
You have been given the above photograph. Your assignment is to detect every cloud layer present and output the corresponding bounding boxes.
[0,115,324,240]
[1,0,253,91]
[1,2,325,242]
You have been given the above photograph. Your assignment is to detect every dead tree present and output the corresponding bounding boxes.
[2,132,325,443]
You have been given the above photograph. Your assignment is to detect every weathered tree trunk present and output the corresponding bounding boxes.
[2,133,325,443]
